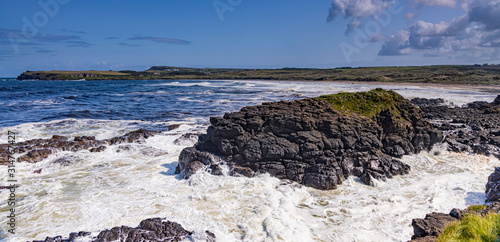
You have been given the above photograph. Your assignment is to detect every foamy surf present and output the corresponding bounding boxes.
[1,79,499,241]
[1,121,499,241]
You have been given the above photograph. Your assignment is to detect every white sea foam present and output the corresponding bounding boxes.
[1,80,499,241]
[147,81,213,87]
[1,121,499,242]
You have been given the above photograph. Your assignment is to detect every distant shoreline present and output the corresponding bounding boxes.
[15,65,500,86]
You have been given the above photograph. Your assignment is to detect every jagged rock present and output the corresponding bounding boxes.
[177,147,224,178]
[410,212,458,241]
[230,166,255,178]
[52,155,83,166]
[494,95,500,105]
[486,167,500,202]
[410,97,446,107]
[412,96,500,159]
[33,218,215,242]
[0,129,161,164]
[409,201,500,240]
[177,89,441,189]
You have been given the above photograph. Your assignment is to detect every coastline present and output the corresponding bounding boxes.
[1,79,499,241]
[245,78,500,90]
[16,65,500,86]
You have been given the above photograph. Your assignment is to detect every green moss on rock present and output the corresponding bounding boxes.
[316,88,411,119]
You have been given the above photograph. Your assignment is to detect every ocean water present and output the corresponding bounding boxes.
[0,79,499,241]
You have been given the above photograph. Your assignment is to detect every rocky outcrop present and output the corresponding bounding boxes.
[33,218,215,242]
[486,167,500,203]
[410,166,500,241]
[410,212,458,241]
[177,89,442,189]
[409,202,500,241]
[0,129,161,164]
[411,95,500,159]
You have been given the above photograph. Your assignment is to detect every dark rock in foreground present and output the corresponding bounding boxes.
[177,89,442,189]
[410,166,500,241]
[409,202,500,241]
[0,129,161,164]
[410,212,458,241]
[486,167,500,203]
[33,218,215,242]
[411,95,500,159]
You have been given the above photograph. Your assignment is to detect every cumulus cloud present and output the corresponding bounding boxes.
[409,16,469,37]
[379,31,410,55]
[327,0,395,33]
[368,32,388,42]
[468,1,500,30]
[378,0,500,59]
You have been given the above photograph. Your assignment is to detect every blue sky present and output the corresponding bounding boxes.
[1,0,499,77]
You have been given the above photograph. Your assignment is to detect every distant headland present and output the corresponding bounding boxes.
[16,65,500,85]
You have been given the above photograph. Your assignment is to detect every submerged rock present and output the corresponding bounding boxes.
[177,89,441,189]
[0,129,161,164]
[33,218,216,242]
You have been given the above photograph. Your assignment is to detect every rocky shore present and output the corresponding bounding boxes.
[3,89,499,241]
[410,168,500,241]
[32,218,215,242]
[408,96,500,241]
[0,129,162,165]
[411,95,500,159]
[176,89,442,189]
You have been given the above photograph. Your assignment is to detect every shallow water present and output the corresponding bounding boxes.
[0,79,498,241]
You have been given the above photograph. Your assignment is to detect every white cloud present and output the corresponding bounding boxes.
[409,15,469,37]
[405,12,417,20]
[468,1,500,30]
[378,0,500,60]
[368,32,388,42]
[327,0,395,32]
[379,30,410,55]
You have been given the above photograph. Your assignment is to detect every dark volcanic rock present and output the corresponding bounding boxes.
[412,95,500,159]
[410,202,500,241]
[486,167,500,202]
[0,129,161,164]
[177,89,441,189]
[33,218,216,242]
[410,212,458,240]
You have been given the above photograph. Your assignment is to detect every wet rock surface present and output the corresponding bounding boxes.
[0,129,160,164]
[33,218,216,242]
[411,95,500,159]
[486,167,500,202]
[177,91,441,189]
[410,167,500,241]
[409,202,500,241]
[410,212,458,241]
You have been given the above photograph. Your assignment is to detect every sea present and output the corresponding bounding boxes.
[0,78,499,242]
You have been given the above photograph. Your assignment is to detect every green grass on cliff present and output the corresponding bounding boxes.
[16,65,500,84]
[316,88,409,118]
[438,212,500,242]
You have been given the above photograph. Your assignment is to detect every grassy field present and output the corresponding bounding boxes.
[17,65,500,85]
